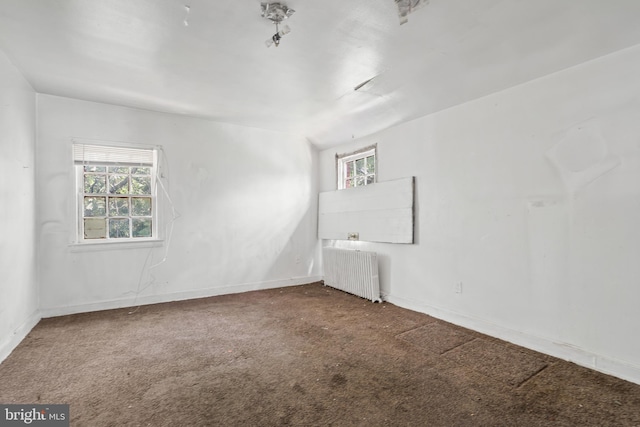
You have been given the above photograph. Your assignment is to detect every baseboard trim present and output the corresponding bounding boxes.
[385,294,640,386]
[40,276,323,319]
[0,310,41,365]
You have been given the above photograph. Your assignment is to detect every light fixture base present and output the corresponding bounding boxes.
[261,2,295,24]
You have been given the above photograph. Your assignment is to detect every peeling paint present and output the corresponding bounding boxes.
[546,120,621,192]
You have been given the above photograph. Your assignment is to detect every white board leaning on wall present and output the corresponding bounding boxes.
[318,177,414,244]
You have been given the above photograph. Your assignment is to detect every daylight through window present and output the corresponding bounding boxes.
[73,144,157,242]
[337,146,376,190]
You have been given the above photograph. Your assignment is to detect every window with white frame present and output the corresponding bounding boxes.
[73,143,157,242]
[337,146,376,189]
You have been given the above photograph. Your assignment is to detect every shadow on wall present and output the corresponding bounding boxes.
[377,252,392,299]
[265,204,321,281]
[166,137,318,290]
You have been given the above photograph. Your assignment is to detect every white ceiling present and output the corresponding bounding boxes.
[1,0,640,148]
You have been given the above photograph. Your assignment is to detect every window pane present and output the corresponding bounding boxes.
[108,166,129,174]
[84,174,106,194]
[355,176,365,186]
[84,197,106,217]
[366,175,375,185]
[109,175,129,194]
[84,218,106,239]
[131,176,151,195]
[132,167,151,175]
[132,197,152,216]
[355,158,365,175]
[366,156,375,174]
[77,148,156,242]
[109,218,130,238]
[108,197,129,216]
[132,218,152,238]
[84,166,106,173]
[346,161,355,178]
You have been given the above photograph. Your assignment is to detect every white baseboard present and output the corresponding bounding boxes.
[0,310,41,365]
[40,276,323,318]
[385,294,640,386]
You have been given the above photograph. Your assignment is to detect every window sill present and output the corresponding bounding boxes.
[68,239,164,252]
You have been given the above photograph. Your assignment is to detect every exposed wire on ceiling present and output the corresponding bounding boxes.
[354,77,376,92]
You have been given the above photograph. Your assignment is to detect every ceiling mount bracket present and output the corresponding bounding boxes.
[261,2,295,24]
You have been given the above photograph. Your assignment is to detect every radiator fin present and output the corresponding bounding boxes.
[322,247,381,302]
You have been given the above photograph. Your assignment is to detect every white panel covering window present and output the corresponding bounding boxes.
[73,143,158,243]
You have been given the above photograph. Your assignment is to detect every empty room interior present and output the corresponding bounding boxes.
[2,0,640,425]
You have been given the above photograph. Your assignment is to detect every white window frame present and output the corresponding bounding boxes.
[73,142,159,244]
[336,145,377,190]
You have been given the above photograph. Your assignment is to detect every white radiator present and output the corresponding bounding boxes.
[322,247,381,302]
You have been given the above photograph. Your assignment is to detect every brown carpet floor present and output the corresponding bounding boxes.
[1,282,640,426]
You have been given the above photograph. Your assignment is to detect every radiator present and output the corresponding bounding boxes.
[322,247,381,302]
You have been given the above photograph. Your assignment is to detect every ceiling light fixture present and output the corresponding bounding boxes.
[395,0,429,25]
[261,2,295,47]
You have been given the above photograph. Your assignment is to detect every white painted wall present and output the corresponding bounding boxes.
[37,95,321,316]
[319,44,640,384]
[0,51,39,361]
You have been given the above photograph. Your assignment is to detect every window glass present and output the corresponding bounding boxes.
[109,218,130,238]
[133,218,152,238]
[337,147,376,190]
[366,156,375,174]
[131,176,151,195]
[355,158,365,176]
[84,218,106,239]
[346,162,354,178]
[84,197,106,217]
[132,198,152,216]
[109,175,129,194]
[84,175,106,194]
[75,144,156,242]
[109,198,130,216]
[84,166,106,173]
[109,166,129,174]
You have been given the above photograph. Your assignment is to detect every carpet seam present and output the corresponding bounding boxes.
[515,363,551,389]
[440,337,479,356]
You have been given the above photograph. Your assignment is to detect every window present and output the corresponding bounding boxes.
[337,146,376,189]
[73,143,157,242]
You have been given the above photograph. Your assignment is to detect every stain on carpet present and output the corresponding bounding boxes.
[397,321,475,354]
[445,338,549,387]
[331,373,348,387]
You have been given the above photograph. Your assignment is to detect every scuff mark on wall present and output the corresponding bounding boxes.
[188,162,210,182]
[183,5,191,27]
[525,196,568,341]
[546,119,621,192]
